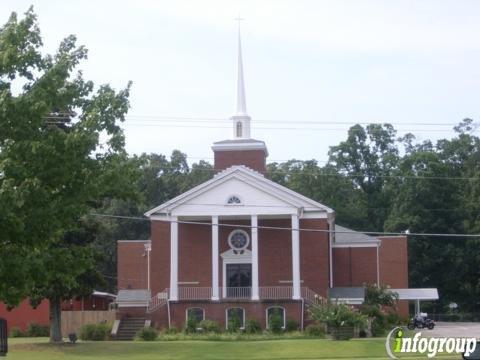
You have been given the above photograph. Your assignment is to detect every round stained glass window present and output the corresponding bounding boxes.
[228,230,250,250]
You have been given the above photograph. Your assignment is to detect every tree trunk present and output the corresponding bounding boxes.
[49,297,63,343]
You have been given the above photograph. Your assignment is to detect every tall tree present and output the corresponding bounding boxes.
[0,8,136,342]
[328,124,399,231]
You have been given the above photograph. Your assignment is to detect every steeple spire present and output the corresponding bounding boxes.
[235,19,247,115]
[232,17,251,139]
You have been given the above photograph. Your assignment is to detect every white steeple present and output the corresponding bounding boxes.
[231,18,251,139]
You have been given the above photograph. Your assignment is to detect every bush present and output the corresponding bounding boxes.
[198,320,221,333]
[371,316,387,337]
[268,309,284,334]
[163,327,178,334]
[80,323,111,341]
[305,323,325,337]
[136,327,158,341]
[227,312,242,333]
[184,318,198,334]
[309,301,367,340]
[245,319,261,334]
[9,327,25,338]
[285,319,299,332]
[26,322,49,337]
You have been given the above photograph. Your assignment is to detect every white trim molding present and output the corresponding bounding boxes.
[170,217,178,301]
[212,216,219,300]
[266,306,286,329]
[225,307,246,330]
[221,249,252,298]
[251,215,259,300]
[291,214,301,300]
[186,307,205,323]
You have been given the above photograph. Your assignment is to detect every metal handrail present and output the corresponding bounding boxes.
[148,286,324,306]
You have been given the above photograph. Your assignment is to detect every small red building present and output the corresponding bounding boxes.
[115,31,411,331]
[0,291,115,333]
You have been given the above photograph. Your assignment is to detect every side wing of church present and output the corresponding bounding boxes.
[114,28,410,333]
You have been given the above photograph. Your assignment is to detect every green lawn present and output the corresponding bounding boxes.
[7,338,460,359]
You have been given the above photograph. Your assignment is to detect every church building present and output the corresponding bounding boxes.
[114,30,413,335]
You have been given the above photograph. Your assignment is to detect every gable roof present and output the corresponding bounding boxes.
[334,225,380,244]
[145,165,334,217]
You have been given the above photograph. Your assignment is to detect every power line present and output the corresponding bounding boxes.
[119,123,463,133]
[122,115,469,127]
[90,213,480,238]
[136,165,480,181]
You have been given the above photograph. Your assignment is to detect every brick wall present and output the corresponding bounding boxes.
[117,241,149,290]
[150,220,170,295]
[0,299,49,332]
[258,219,292,287]
[300,218,330,297]
[214,149,266,173]
[332,247,378,286]
[164,300,303,330]
[379,236,409,318]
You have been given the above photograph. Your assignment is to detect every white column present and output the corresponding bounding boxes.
[251,214,259,300]
[211,216,219,300]
[144,242,152,292]
[291,214,301,300]
[170,217,178,301]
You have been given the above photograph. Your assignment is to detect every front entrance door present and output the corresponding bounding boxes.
[226,263,252,298]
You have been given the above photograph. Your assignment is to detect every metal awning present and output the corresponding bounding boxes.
[329,287,365,305]
[390,288,439,301]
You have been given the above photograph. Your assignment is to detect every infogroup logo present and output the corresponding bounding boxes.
[385,327,478,359]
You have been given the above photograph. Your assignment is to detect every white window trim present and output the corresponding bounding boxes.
[266,306,286,329]
[225,307,246,330]
[221,249,252,298]
[226,194,243,205]
[185,307,205,323]
[227,229,250,251]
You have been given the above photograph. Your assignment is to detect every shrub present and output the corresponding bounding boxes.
[136,327,158,341]
[268,308,284,334]
[163,327,178,334]
[26,322,50,337]
[199,320,221,333]
[305,323,325,337]
[227,312,242,333]
[184,318,198,334]
[9,327,25,338]
[285,319,299,332]
[371,316,387,337]
[245,318,261,334]
[309,301,367,340]
[80,323,111,341]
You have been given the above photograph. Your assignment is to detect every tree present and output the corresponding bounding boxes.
[0,8,136,342]
[328,124,399,231]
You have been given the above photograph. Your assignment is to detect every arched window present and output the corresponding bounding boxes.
[266,306,286,329]
[186,307,205,324]
[226,195,241,205]
[236,122,243,137]
[226,307,245,330]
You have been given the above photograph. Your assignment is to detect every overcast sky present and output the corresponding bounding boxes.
[2,0,479,164]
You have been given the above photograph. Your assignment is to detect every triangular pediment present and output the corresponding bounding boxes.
[145,165,333,218]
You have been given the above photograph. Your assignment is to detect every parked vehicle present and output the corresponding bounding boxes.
[407,312,435,330]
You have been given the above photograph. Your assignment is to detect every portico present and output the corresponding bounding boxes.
[167,213,302,302]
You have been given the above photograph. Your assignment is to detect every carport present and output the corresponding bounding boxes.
[391,288,439,315]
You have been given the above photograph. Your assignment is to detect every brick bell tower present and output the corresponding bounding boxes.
[212,23,268,174]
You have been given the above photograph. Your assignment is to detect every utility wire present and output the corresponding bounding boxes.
[45,114,467,127]
[90,213,480,238]
[134,165,480,181]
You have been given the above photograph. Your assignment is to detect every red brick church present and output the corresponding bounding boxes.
[115,30,417,333]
